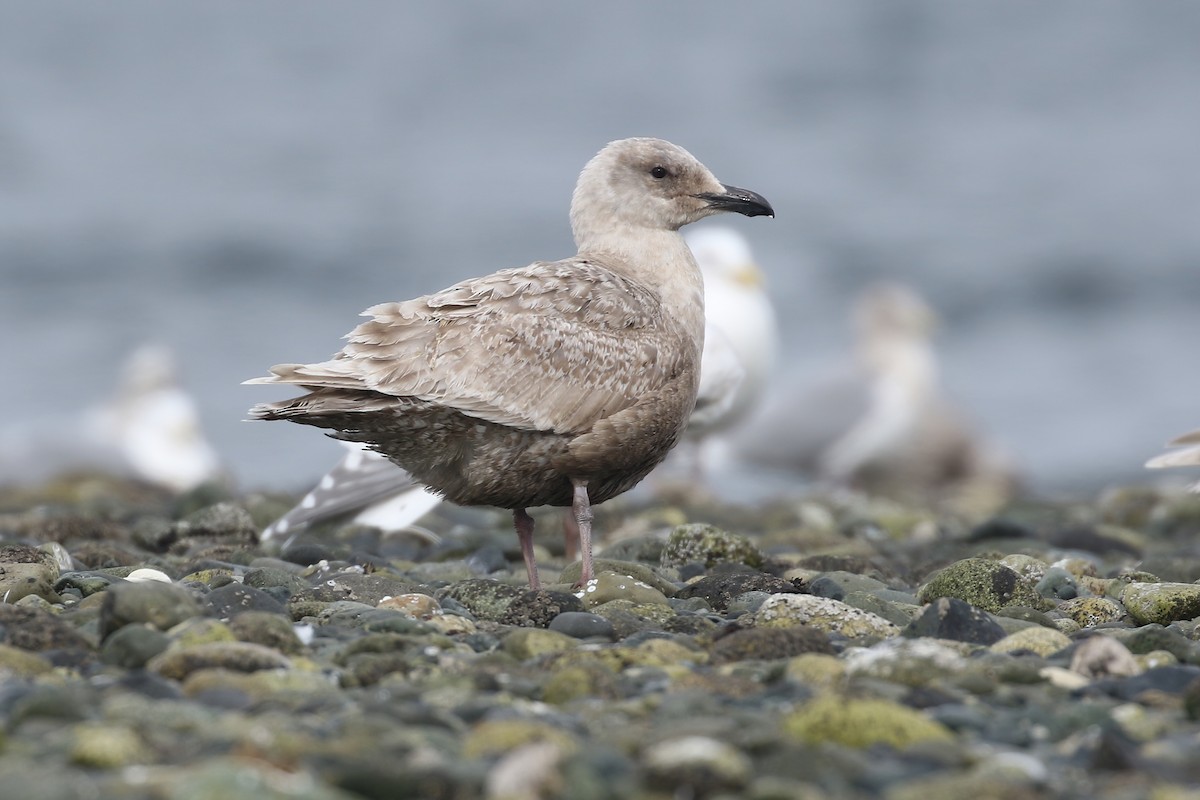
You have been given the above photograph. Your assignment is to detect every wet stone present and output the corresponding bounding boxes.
[377,592,441,619]
[1124,625,1197,661]
[498,589,584,628]
[1122,582,1200,626]
[227,610,304,654]
[172,502,258,543]
[1069,635,1140,679]
[752,593,900,639]
[68,722,148,769]
[1035,566,1080,600]
[17,467,1200,797]
[725,591,772,616]
[842,591,919,627]
[0,604,93,652]
[280,540,339,566]
[600,533,667,564]
[204,582,287,618]
[659,523,764,571]
[807,570,888,601]
[100,624,171,668]
[674,571,798,612]
[989,626,1072,657]
[437,579,525,621]
[904,596,1007,645]
[918,558,1045,613]
[54,571,120,597]
[502,628,577,660]
[1059,596,1125,627]
[1049,525,1143,558]
[710,625,834,664]
[644,735,751,794]
[0,644,53,676]
[98,579,205,639]
[576,570,671,609]
[148,641,292,680]
[784,694,954,749]
[844,638,967,687]
[1089,665,1200,702]
[558,559,677,596]
[0,543,63,604]
[548,612,615,640]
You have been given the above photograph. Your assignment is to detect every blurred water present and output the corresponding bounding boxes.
[2,1,1198,495]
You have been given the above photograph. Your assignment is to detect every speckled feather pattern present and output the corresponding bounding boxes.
[249,258,699,508]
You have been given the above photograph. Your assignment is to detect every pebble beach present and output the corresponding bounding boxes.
[3,475,1200,799]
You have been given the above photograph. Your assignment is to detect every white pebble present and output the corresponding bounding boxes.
[126,568,172,584]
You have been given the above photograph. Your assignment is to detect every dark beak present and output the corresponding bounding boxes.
[695,183,774,218]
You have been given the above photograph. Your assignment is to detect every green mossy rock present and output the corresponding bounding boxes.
[784,694,953,749]
[660,523,764,570]
[1122,582,1200,626]
[918,558,1045,613]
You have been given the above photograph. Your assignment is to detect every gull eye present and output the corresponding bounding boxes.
[650,166,668,179]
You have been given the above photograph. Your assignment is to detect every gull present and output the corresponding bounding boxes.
[247,138,772,587]
[740,283,1014,508]
[95,344,222,492]
[1146,429,1200,491]
[682,226,778,438]
[0,344,221,492]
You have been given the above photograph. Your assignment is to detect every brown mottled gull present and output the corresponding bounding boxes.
[1146,429,1200,491]
[247,137,773,587]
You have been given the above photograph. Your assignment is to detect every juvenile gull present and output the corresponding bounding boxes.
[259,232,771,543]
[247,138,772,587]
[259,239,765,544]
[1146,429,1200,491]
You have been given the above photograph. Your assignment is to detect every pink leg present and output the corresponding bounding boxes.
[561,510,579,561]
[513,508,540,589]
[571,480,594,585]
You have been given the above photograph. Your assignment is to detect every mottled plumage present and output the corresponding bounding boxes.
[247,138,772,586]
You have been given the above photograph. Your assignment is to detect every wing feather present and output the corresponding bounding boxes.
[247,258,683,435]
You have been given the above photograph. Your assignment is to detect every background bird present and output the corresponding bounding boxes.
[248,137,772,587]
[1146,429,1200,491]
[683,227,778,437]
[0,344,222,493]
[740,282,1015,512]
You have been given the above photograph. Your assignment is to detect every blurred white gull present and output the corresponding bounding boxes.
[1146,429,1200,491]
[261,228,776,544]
[683,226,777,438]
[0,344,221,492]
[739,282,1015,511]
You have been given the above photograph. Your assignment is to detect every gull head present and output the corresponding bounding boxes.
[855,282,937,345]
[571,138,772,246]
